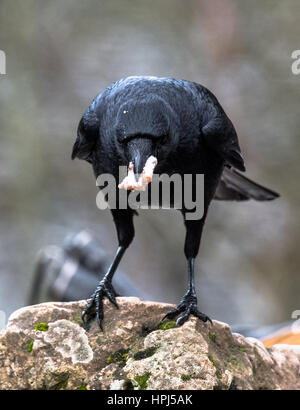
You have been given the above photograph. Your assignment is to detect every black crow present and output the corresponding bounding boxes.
[72,76,279,329]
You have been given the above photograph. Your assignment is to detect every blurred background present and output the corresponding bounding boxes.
[0,0,299,329]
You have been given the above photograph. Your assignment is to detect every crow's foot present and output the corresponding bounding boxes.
[162,291,212,327]
[82,279,118,330]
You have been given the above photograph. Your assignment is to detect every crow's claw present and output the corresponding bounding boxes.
[161,291,212,327]
[162,304,185,321]
[82,280,119,330]
[175,305,212,327]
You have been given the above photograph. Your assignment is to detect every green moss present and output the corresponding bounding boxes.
[27,340,34,352]
[159,321,176,330]
[134,373,150,390]
[238,346,246,352]
[76,383,87,390]
[70,315,82,324]
[106,348,130,367]
[34,322,49,331]
[209,332,217,343]
[181,374,192,381]
[216,370,222,380]
[227,354,239,366]
[207,353,218,367]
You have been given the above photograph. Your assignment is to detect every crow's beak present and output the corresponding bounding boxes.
[133,151,141,181]
[127,138,153,182]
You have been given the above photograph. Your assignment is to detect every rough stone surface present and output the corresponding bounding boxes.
[0,297,299,390]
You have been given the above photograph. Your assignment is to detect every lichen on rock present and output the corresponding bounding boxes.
[44,319,93,364]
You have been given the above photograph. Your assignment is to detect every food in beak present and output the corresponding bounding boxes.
[118,156,158,191]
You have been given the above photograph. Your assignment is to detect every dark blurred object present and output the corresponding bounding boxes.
[28,230,147,305]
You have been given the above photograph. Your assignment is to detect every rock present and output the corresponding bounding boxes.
[0,297,299,390]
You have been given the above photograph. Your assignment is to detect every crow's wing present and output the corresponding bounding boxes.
[214,167,279,201]
[201,114,246,172]
[191,82,246,172]
[71,96,101,163]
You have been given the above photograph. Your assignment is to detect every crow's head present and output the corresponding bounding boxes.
[115,97,179,178]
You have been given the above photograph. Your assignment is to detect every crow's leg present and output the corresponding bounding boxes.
[162,215,212,327]
[82,209,135,329]
[162,257,212,326]
[81,245,125,329]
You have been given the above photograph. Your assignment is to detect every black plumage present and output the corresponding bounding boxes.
[72,76,279,329]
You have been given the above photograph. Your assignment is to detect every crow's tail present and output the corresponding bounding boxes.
[214,167,280,201]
